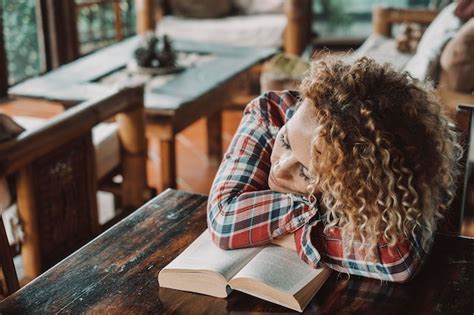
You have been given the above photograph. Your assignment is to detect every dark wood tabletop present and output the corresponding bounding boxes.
[1,189,473,314]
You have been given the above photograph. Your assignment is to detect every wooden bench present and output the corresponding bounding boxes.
[0,86,147,280]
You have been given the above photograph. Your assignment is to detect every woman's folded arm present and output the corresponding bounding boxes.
[294,221,431,283]
[207,91,317,250]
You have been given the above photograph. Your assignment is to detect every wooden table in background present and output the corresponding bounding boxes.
[0,189,472,314]
[9,37,276,191]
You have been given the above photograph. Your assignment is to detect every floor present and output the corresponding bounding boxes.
[171,110,243,195]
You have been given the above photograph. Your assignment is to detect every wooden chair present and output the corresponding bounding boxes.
[0,86,147,281]
[446,103,474,235]
[0,216,19,297]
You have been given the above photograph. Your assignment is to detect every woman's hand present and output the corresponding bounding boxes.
[270,234,297,251]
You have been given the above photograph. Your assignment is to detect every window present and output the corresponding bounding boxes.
[76,0,136,55]
[2,0,41,84]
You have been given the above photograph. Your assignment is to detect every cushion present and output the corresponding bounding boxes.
[438,18,474,93]
[395,23,426,53]
[92,122,120,180]
[455,0,474,21]
[0,113,24,143]
[233,0,285,15]
[403,2,462,82]
[351,34,414,70]
[169,0,232,19]
[156,14,287,48]
[1,203,21,245]
[260,53,309,92]
[0,178,11,214]
[11,116,120,180]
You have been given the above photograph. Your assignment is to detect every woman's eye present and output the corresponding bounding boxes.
[299,164,311,182]
[280,133,290,149]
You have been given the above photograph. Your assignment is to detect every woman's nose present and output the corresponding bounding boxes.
[275,154,296,179]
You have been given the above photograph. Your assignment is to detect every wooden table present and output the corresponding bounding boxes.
[9,37,276,191]
[0,189,472,314]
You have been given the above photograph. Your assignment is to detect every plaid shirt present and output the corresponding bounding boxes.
[208,91,430,283]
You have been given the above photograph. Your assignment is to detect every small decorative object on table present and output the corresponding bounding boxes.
[129,33,184,75]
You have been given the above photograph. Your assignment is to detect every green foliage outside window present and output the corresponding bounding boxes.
[1,0,41,85]
[76,0,136,55]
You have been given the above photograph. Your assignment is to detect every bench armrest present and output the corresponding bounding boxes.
[373,6,439,37]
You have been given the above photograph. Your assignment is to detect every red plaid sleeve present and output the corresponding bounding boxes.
[294,220,431,283]
[207,91,317,249]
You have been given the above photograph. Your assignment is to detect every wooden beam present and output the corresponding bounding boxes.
[372,6,438,37]
[284,0,312,56]
[0,217,19,295]
[136,0,155,34]
[0,86,143,176]
[116,106,148,209]
[0,4,9,97]
[36,0,79,69]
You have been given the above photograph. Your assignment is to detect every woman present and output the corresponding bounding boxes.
[207,57,461,282]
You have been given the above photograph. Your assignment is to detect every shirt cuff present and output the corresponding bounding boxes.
[294,219,323,268]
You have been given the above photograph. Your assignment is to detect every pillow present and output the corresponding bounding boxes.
[395,22,426,53]
[455,0,474,21]
[233,0,285,15]
[438,18,474,92]
[169,0,232,19]
[0,113,24,143]
[403,2,462,82]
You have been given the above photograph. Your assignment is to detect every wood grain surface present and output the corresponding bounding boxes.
[1,189,472,314]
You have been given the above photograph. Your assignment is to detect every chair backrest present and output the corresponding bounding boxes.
[0,216,19,297]
[0,85,145,280]
[444,104,474,235]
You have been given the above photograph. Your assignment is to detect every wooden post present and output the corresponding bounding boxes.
[145,121,176,192]
[284,0,312,56]
[0,4,8,97]
[0,217,19,295]
[372,6,392,37]
[16,166,42,280]
[136,0,155,34]
[159,138,177,191]
[116,107,148,210]
[207,111,223,164]
[36,0,79,69]
[85,132,100,237]
[114,0,124,41]
[447,105,473,235]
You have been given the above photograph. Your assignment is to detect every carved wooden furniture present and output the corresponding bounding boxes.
[9,37,276,192]
[0,188,472,313]
[0,216,19,297]
[371,6,439,39]
[0,86,147,280]
[136,0,311,56]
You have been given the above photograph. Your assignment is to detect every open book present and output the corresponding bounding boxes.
[158,229,331,312]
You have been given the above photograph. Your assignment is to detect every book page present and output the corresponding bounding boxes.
[165,229,262,281]
[232,245,323,295]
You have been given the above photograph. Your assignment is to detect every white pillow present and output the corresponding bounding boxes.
[233,0,285,15]
[403,2,462,82]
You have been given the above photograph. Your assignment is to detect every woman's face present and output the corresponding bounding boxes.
[269,99,319,195]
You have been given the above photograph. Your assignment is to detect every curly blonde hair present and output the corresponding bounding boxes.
[300,56,461,256]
